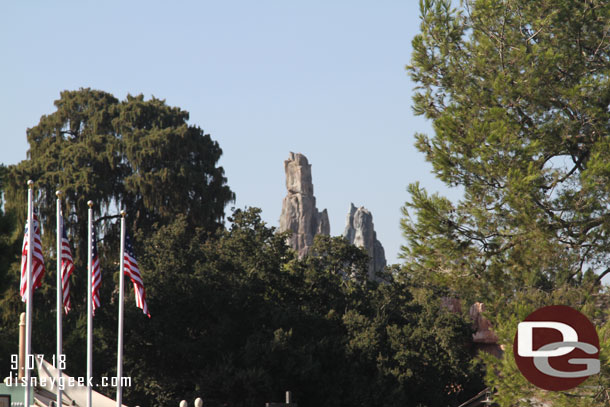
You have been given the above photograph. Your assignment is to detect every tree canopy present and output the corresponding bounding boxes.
[117,209,483,407]
[6,88,234,250]
[405,0,610,298]
[403,0,610,404]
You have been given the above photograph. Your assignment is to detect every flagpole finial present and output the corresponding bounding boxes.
[87,200,94,208]
[27,180,33,188]
[121,210,126,217]
[56,190,62,198]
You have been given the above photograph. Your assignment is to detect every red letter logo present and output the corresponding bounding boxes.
[513,305,599,391]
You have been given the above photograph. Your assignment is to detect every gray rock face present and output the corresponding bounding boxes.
[343,203,386,279]
[279,152,330,258]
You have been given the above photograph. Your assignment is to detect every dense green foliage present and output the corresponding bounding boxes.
[6,88,234,250]
[0,166,20,362]
[0,89,483,407]
[404,0,610,405]
[0,89,235,399]
[118,210,483,407]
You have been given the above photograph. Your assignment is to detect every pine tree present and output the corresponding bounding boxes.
[404,0,610,404]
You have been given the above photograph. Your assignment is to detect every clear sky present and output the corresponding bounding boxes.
[0,1,461,265]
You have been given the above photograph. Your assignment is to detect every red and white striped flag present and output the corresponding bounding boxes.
[60,216,74,314]
[91,227,101,315]
[20,213,45,302]
[124,233,150,317]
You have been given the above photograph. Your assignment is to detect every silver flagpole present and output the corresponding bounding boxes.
[87,201,93,407]
[56,191,63,407]
[116,210,126,407]
[24,180,33,407]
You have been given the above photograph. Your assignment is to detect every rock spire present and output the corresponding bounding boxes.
[279,152,330,257]
[343,203,386,280]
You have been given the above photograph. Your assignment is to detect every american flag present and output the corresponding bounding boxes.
[124,233,150,317]
[91,227,101,315]
[20,212,45,302]
[60,216,74,314]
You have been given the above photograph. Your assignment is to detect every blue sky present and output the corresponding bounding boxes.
[0,1,461,264]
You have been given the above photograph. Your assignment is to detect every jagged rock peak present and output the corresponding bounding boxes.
[284,152,314,195]
[343,203,386,280]
[279,152,330,258]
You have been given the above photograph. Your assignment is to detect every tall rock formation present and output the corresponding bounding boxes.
[279,152,330,258]
[343,203,386,280]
